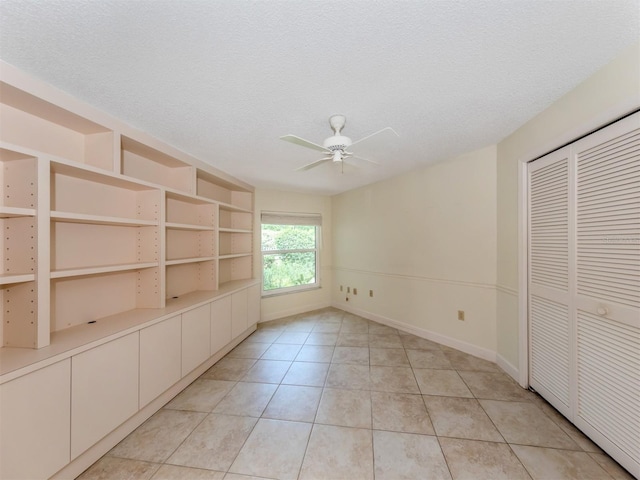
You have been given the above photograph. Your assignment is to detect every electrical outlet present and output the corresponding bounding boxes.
[353,288,357,295]
[457,310,465,321]
[369,290,373,297]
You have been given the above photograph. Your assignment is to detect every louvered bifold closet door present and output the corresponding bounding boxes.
[528,147,572,417]
[573,111,640,475]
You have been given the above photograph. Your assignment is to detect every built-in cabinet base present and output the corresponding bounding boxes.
[0,281,260,480]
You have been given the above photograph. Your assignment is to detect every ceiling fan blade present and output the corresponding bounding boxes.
[280,134,330,153]
[295,158,332,171]
[350,155,380,166]
[350,127,399,148]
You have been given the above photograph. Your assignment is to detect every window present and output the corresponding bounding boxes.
[261,212,321,295]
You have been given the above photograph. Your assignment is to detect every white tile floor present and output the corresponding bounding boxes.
[78,308,633,480]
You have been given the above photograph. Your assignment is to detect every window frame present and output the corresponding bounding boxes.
[260,217,321,297]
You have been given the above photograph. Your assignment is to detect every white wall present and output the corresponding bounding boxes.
[496,42,640,375]
[332,145,498,360]
[254,188,333,321]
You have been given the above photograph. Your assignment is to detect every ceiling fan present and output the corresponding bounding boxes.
[280,115,398,172]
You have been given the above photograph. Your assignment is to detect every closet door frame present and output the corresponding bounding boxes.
[516,103,639,390]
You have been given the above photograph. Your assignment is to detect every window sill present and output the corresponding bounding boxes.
[262,285,321,298]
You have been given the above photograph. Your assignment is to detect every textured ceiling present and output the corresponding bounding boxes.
[1,1,638,195]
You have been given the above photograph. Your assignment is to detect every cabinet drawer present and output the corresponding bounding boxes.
[71,333,139,459]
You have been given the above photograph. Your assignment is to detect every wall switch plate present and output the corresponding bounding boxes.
[458,310,465,321]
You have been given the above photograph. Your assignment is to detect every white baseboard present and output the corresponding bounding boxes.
[333,301,496,363]
[496,353,520,382]
[260,301,332,323]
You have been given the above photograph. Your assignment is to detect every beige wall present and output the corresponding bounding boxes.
[496,42,640,372]
[254,188,333,321]
[254,42,639,374]
[332,145,498,359]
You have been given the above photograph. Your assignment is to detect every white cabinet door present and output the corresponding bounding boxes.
[572,112,640,474]
[247,284,261,329]
[182,304,211,376]
[211,296,232,355]
[0,360,71,480]
[528,147,572,417]
[140,315,182,408]
[231,288,248,338]
[71,333,139,459]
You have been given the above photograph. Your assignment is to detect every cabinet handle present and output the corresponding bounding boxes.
[596,306,608,316]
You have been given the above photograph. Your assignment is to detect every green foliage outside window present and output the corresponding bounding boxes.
[262,224,317,291]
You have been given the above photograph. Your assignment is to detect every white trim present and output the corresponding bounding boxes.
[518,159,529,388]
[333,266,495,291]
[259,301,332,322]
[496,353,520,382]
[333,301,496,363]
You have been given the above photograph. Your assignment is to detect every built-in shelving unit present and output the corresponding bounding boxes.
[0,61,260,480]
[0,63,255,352]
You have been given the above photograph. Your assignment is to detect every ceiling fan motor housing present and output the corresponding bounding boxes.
[323,135,352,151]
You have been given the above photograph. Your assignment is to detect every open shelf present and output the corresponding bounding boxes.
[1,281,37,348]
[219,227,251,233]
[0,206,36,218]
[196,168,253,209]
[51,222,159,271]
[0,273,36,285]
[50,262,159,279]
[166,260,216,299]
[51,267,161,332]
[166,222,215,231]
[219,208,252,231]
[219,229,252,257]
[166,229,215,262]
[165,256,217,266]
[51,159,160,221]
[219,255,252,286]
[218,202,252,213]
[122,136,193,193]
[0,83,114,170]
[2,215,36,287]
[219,253,252,259]
[52,211,158,227]
[0,147,37,211]
[166,191,216,228]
